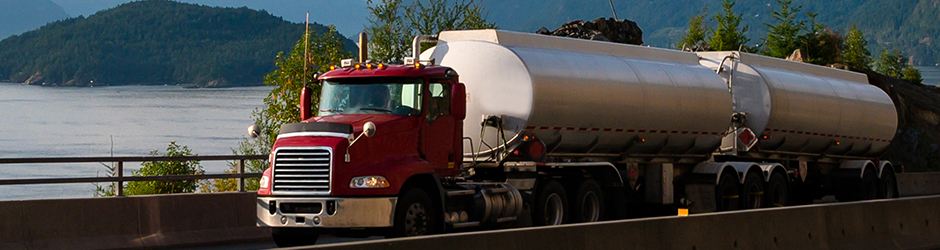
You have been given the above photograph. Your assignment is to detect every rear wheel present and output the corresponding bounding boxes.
[716,172,740,211]
[570,179,603,223]
[741,172,764,209]
[861,169,879,200]
[764,172,789,208]
[272,228,320,247]
[390,188,437,238]
[533,180,568,226]
[879,169,899,199]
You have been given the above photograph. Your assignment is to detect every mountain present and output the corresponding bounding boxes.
[0,0,70,39]
[0,0,356,87]
[49,0,370,42]
[475,0,940,65]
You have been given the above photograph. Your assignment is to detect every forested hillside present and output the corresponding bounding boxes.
[0,0,355,87]
[0,0,70,39]
[477,0,940,65]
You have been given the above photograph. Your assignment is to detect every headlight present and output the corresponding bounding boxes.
[349,176,390,188]
[259,176,270,189]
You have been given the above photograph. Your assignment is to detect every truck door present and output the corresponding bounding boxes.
[420,81,458,174]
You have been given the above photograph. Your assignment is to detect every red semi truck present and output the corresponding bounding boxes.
[255,30,900,246]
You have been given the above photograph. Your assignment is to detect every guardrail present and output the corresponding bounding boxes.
[0,155,267,195]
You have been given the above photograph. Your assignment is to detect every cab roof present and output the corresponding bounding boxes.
[318,64,452,80]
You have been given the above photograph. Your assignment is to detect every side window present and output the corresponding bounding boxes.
[426,83,451,123]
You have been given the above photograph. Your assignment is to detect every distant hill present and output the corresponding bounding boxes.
[0,0,70,39]
[0,0,356,87]
[476,0,940,65]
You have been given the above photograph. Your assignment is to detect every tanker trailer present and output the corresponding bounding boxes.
[257,29,899,246]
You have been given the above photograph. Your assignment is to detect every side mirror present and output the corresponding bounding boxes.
[300,86,313,120]
[363,121,376,137]
[451,83,467,120]
[247,124,261,138]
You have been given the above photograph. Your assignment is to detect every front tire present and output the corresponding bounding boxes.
[390,188,437,238]
[271,228,320,247]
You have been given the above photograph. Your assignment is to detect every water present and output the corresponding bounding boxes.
[0,83,272,200]
[915,66,940,86]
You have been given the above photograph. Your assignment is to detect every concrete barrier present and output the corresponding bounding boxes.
[0,192,269,250]
[897,173,940,197]
[307,196,940,250]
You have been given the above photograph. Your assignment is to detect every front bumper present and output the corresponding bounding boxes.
[257,196,397,228]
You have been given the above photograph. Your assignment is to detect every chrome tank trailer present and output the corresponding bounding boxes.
[423,30,732,159]
[697,52,897,157]
[423,30,897,160]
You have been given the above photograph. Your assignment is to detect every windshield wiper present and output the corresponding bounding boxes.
[319,109,343,113]
[359,107,393,114]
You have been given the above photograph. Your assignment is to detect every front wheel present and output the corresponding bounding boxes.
[271,228,320,247]
[389,188,438,238]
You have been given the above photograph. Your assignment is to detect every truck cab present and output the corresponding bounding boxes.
[256,62,467,246]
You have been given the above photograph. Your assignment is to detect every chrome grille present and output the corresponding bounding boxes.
[272,147,332,195]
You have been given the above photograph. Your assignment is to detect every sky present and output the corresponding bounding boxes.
[48,0,371,39]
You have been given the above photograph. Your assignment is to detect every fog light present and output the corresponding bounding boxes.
[313,216,321,225]
[279,216,288,225]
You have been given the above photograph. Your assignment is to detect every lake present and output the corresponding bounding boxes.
[0,83,272,200]
[915,66,940,86]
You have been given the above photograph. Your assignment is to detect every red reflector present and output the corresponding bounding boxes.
[528,141,545,159]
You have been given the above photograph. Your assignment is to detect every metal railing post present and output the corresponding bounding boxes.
[115,161,124,196]
[238,159,245,192]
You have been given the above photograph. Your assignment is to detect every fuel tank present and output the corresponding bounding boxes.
[423,30,732,159]
[697,52,897,157]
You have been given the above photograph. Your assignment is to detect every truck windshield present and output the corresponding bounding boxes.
[319,78,423,116]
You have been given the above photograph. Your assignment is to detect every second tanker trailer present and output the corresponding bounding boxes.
[256,29,899,246]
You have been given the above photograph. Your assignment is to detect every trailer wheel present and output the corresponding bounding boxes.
[741,172,764,209]
[570,179,604,223]
[533,180,568,226]
[879,169,899,199]
[716,172,740,211]
[764,172,788,207]
[390,188,437,237]
[272,228,319,247]
[861,168,879,200]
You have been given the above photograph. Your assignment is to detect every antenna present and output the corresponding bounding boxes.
[608,0,619,20]
[303,12,309,88]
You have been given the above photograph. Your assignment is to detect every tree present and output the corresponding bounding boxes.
[842,24,872,70]
[876,48,923,85]
[709,0,749,51]
[206,26,352,192]
[762,0,804,58]
[367,0,411,63]
[95,141,204,196]
[798,13,842,65]
[678,8,710,51]
[367,0,496,63]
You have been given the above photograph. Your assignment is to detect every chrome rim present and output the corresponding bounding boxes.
[404,203,428,236]
[581,191,600,222]
[545,193,564,225]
